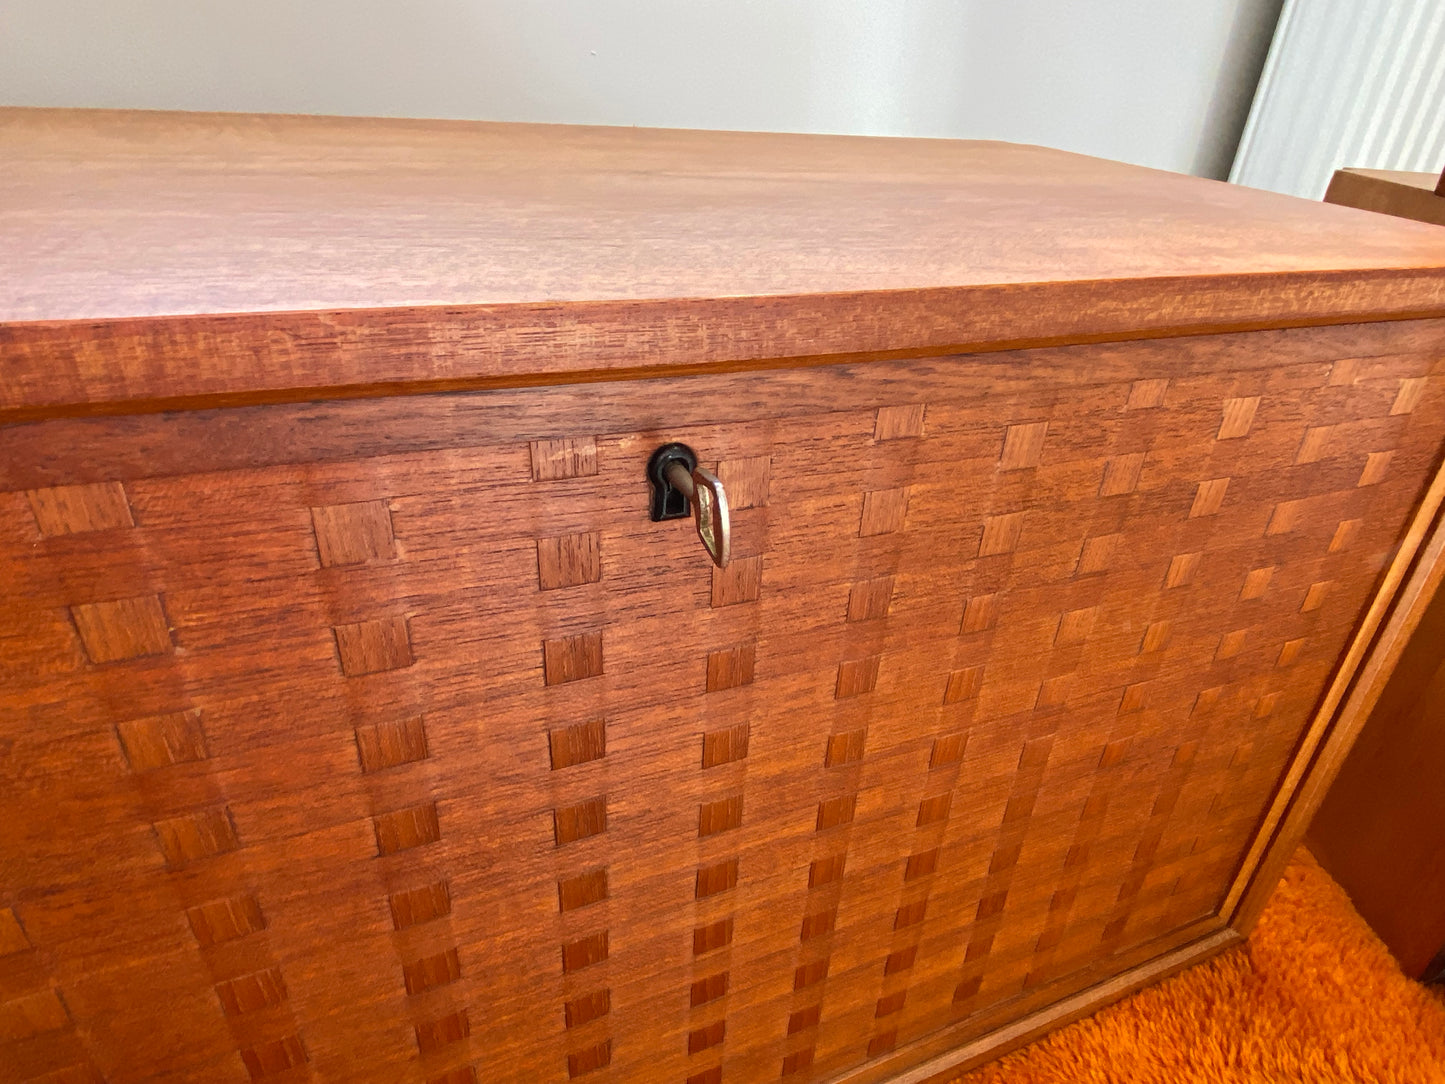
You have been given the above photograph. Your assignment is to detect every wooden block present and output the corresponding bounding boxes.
[869,1031,898,1057]
[961,593,1000,633]
[0,909,31,956]
[216,967,288,1016]
[429,1069,477,1084]
[1328,357,1360,386]
[711,554,762,607]
[1189,478,1230,518]
[1077,533,1121,575]
[0,988,69,1041]
[561,933,608,974]
[876,990,909,1020]
[1055,606,1097,646]
[1330,519,1363,552]
[694,859,738,899]
[71,595,171,663]
[794,961,827,990]
[800,909,836,940]
[846,575,894,622]
[239,1035,307,1080]
[1239,567,1275,600]
[389,882,451,930]
[543,632,603,685]
[787,1005,821,1034]
[894,902,926,930]
[885,947,918,974]
[835,656,880,698]
[1036,675,1071,709]
[415,1010,470,1054]
[1164,552,1202,588]
[860,488,909,536]
[1277,638,1306,667]
[355,716,428,773]
[824,728,867,766]
[717,456,770,509]
[916,793,951,826]
[1126,378,1169,409]
[1217,396,1260,439]
[555,798,607,846]
[702,723,749,768]
[979,512,1025,556]
[187,895,265,946]
[930,731,969,768]
[373,803,441,855]
[538,531,602,590]
[1266,500,1304,535]
[564,989,610,1027]
[1358,450,1394,486]
[1099,452,1145,497]
[694,919,733,956]
[1295,425,1334,463]
[686,1065,723,1084]
[944,666,984,703]
[816,796,856,830]
[153,807,239,868]
[530,437,597,481]
[874,404,925,440]
[1391,376,1428,415]
[1119,683,1150,714]
[904,848,939,880]
[403,949,462,993]
[690,977,728,1011]
[1301,581,1333,612]
[706,643,755,691]
[1216,630,1248,660]
[568,1040,612,1077]
[310,500,395,566]
[999,422,1048,469]
[558,869,609,912]
[1140,620,1172,653]
[688,1021,726,1054]
[1099,737,1131,768]
[698,795,743,837]
[550,718,606,770]
[334,615,413,675]
[27,481,133,535]
[117,710,207,772]
[809,855,846,887]
[783,1048,815,1075]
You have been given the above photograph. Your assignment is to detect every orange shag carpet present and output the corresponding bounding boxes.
[953,848,1445,1084]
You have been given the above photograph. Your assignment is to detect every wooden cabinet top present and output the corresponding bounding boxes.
[4,107,1445,417]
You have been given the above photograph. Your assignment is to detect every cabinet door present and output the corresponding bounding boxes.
[2,319,1442,1084]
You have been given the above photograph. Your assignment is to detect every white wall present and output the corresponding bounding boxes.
[0,0,1281,178]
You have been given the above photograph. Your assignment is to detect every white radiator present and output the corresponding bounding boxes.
[1231,0,1445,198]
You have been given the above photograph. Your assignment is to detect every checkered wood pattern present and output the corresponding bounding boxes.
[2,319,1444,1083]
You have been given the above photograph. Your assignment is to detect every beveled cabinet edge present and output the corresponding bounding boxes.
[5,267,1445,421]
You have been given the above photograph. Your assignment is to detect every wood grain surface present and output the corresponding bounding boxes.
[1325,168,1445,228]
[4,317,1443,1083]
[4,109,1445,417]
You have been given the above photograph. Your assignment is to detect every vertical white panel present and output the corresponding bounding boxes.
[1231,0,1445,197]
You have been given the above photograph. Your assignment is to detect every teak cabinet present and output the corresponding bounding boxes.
[4,110,1445,1084]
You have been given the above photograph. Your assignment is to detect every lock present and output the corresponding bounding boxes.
[648,443,731,568]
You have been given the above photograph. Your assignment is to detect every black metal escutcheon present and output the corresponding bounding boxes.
[648,442,699,521]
